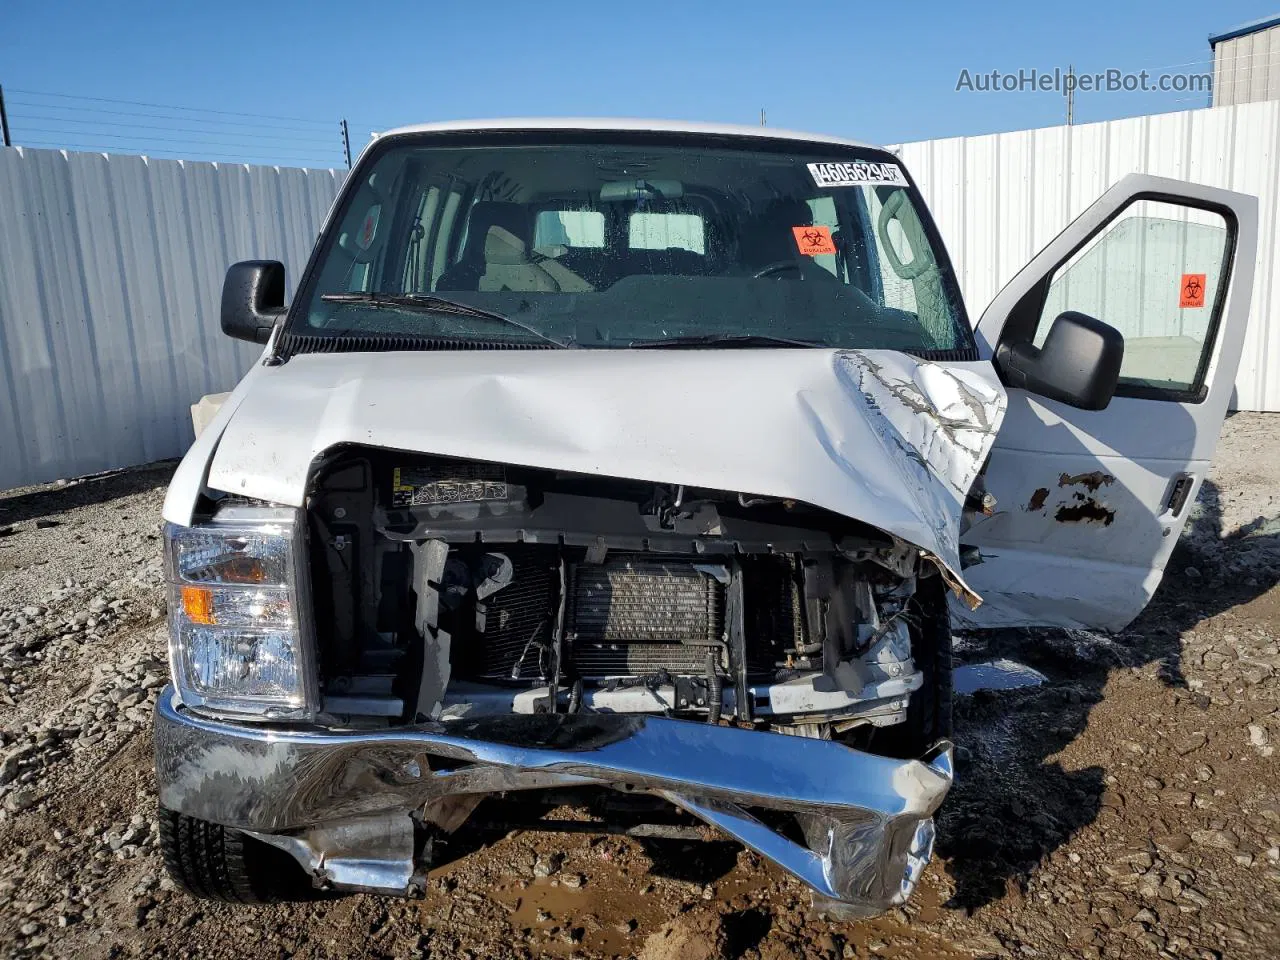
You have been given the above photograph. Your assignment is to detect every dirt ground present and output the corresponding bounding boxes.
[0,413,1277,960]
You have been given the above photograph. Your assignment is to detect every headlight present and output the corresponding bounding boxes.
[164,505,317,719]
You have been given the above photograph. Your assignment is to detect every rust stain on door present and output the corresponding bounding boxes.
[1054,501,1116,526]
[1026,487,1050,511]
[1058,471,1115,493]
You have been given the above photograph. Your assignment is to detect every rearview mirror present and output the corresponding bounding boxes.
[600,179,683,201]
[221,260,287,344]
[996,311,1124,411]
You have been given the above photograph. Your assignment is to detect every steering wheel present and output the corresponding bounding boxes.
[752,260,802,279]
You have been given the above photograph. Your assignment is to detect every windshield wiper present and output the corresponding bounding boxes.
[627,333,824,349]
[319,292,572,348]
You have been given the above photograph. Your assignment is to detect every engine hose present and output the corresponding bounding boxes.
[706,649,723,724]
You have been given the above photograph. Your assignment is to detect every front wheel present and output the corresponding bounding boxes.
[158,809,311,903]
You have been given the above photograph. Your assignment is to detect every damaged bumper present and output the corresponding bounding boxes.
[154,688,952,916]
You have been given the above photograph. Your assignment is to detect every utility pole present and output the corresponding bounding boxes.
[1066,65,1075,126]
[0,85,11,147]
[760,108,766,127]
[340,118,352,169]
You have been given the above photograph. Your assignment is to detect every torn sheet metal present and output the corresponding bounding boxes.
[832,352,1006,602]
[165,348,1006,596]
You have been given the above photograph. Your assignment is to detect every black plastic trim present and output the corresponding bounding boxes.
[277,331,559,357]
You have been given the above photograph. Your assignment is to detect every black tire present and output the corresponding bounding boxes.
[158,808,311,903]
[871,575,954,759]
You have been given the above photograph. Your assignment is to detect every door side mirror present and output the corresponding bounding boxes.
[996,311,1124,411]
[221,260,287,344]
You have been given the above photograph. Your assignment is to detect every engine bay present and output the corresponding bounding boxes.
[304,448,929,737]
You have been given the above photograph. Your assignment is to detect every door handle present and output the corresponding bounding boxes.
[1165,472,1195,518]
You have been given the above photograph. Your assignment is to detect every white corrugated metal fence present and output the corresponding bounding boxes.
[894,99,1280,411]
[2,106,1277,492]
[0,147,345,490]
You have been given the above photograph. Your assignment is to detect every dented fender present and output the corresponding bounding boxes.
[165,348,1006,600]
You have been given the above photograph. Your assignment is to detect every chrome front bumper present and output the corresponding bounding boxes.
[153,687,952,916]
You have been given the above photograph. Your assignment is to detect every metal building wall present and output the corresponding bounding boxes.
[1213,24,1280,106]
[894,99,1280,411]
[0,147,345,490]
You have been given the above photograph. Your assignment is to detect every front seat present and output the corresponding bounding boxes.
[739,199,835,280]
[439,202,560,292]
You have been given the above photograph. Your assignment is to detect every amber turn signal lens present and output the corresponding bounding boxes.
[181,586,216,625]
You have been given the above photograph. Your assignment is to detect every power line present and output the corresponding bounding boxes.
[13,113,339,146]
[4,86,362,167]
[5,97,341,135]
[15,139,340,166]
[1135,47,1280,74]
[14,132,337,158]
[16,125,342,156]
[7,87,334,126]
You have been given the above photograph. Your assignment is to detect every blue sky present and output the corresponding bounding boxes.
[1,0,1272,167]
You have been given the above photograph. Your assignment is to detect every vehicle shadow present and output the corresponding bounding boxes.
[0,461,175,527]
[635,836,744,885]
[935,475,1280,910]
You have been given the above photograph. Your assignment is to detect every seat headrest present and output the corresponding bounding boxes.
[740,198,814,266]
[755,199,814,228]
[471,201,529,237]
[484,225,532,265]
[465,199,524,253]
[463,202,531,261]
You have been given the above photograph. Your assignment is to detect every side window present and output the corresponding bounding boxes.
[865,187,955,349]
[864,189,916,314]
[1034,199,1232,398]
[309,182,388,310]
[629,212,705,253]
[805,197,840,278]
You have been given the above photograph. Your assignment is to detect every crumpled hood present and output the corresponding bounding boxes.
[176,348,1006,599]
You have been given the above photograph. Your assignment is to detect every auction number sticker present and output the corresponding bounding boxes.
[808,161,908,188]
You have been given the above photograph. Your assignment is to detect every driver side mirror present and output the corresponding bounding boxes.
[996,311,1124,411]
[221,260,287,344]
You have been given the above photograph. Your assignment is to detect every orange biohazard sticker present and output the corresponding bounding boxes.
[1180,273,1206,308]
[792,225,836,256]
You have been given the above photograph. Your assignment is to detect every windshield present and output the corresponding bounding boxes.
[289,131,974,355]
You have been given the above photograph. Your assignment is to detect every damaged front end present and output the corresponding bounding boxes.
[156,701,953,916]
[157,452,956,916]
[156,348,1006,916]
[308,451,936,733]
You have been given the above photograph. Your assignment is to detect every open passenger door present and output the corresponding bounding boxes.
[957,174,1258,631]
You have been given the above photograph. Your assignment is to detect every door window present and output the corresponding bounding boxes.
[534,209,606,249]
[628,212,705,253]
[1032,199,1232,400]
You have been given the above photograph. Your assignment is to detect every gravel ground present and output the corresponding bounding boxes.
[0,413,1277,960]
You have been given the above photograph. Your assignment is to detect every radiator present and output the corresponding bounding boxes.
[566,557,724,677]
[472,550,801,681]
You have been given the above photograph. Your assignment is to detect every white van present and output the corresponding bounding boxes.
[153,119,1255,916]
